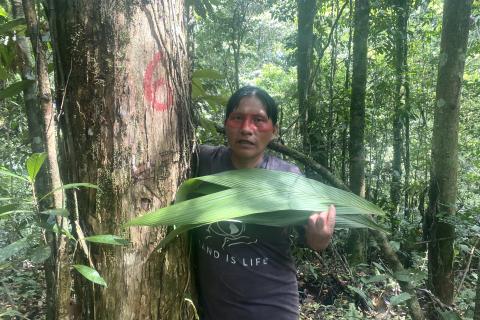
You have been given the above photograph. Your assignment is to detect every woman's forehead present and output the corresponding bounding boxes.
[233,96,268,114]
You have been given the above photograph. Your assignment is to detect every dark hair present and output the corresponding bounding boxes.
[225,86,278,125]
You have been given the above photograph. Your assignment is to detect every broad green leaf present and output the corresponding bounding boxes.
[363,274,388,283]
[0,167,29,182]
[39,183,99,202]
[0,238,29,263]
[26,153,47,182]
[192,69,224,80]
[73,265,107,287]
[0,18,26,34]
[84,235,130,246]
[41,208,69,217]
[30,246,52,263]
[393,270,412,282]
[0,79,34,100]
[126,169,386,248]
[390,292,411,306]
[0,6,8,17]
[126,169,385,228]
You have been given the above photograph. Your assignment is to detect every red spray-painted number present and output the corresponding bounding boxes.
[143,51,173,112]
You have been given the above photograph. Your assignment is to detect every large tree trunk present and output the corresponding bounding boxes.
[51,1,194,319]
[345,0,369,265]
[425,0,472,305]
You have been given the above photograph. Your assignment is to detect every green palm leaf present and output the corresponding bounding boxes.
[125,169,386,247]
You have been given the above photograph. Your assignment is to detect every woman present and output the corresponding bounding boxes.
[192,86,335,320]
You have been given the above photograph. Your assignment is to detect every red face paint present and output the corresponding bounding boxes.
[226,112,274,132]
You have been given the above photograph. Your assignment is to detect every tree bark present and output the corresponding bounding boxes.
[326,0,338,169]
[51,1,195,319]
[474,257,480,320]
[425,0,472,305]
[297,0,316,153]
[230,1,249,91]
[11,1,57,318]
[341,0,353,183]
[390,0,409,228]
[346,0,369,265]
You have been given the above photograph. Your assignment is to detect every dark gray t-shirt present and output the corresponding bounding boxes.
[193,145,302,320]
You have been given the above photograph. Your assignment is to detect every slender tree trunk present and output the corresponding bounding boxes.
[327,0,338,169]
[297,0,316,153]
[229,1,249,92]
[474,257,480,320]
[426,0,472,305]
[341,0,353,183]
[346,0,369,265]
[21,0,71,318]
[390,0,409,229]
[403,76,411,219]
[12,2,56,318]
[51,1,195,318]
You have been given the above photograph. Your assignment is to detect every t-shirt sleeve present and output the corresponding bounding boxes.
[194,145,231,177]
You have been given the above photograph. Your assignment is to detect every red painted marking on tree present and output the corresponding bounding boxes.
[143,51,173,112]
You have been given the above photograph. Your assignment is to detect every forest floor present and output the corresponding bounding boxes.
[1,246,477,319]
[0,261,46,319]
[296,245,413,320]
[296,243,478,320]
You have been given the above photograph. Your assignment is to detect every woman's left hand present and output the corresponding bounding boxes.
[305,205,336,251]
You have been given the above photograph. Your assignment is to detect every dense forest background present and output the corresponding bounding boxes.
[0,0,479,319]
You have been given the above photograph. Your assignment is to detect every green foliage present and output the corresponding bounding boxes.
[40,208,69,217]
[72,265,107,287]
[0,18,26,34]
[0,80,35,100]
[389,292,411,306]
[38,182,100,202]
[0,154,109,291]
[84,235,130,246]
[126,169,386,249]
[25,152,46,182]
[0,238,29,263]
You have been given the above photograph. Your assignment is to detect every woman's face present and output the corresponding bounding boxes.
[225,96,277,167]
